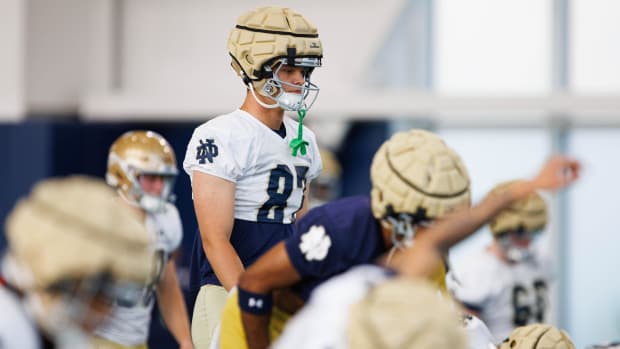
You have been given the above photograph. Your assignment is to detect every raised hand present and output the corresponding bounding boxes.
[531,155,581,191]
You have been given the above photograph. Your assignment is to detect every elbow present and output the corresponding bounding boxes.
[238,269,269,294]
[200,229,228,253]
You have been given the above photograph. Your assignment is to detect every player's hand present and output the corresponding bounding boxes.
[531,155,581,191]
[178,341,194,349]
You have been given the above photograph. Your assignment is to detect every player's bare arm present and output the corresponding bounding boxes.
[238,242,303,349]
[156,259,194,349]
[192,171,242,291]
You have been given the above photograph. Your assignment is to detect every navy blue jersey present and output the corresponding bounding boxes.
[285,196,385,301]
[189,219,294,294]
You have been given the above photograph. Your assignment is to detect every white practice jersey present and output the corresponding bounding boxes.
[448,250,550,341]
[183,109,322,224]
[94,203,183,346]
[273,265,496,349]
[273,265,389,349]
[0,287,40,349]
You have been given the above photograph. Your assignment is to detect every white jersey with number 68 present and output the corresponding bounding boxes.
[448,250,551,341]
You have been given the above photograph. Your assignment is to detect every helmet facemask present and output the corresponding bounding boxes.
[107,152,178,214]
[248,57,321,112]
[383,206,435,250]
[134,171,177,213]
[496,229,541,263]
[382,206,437,268]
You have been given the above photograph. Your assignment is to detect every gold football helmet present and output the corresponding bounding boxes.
[370,129,471,247]
[488,180,548,262]
[489,180,548,236]
[499,324,575,349]
[228,6,323,111]
[106,130,178,213]
[347,278,467,349]
[4,176,154,345]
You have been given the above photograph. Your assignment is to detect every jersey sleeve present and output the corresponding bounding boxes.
[284,209,344,278]
[449,260,493,312]
[154,204,183,254]
[183,122,243,182]
[305,128,322,181]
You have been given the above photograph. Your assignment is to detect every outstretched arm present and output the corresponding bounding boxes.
[238,242,303,349]
[395,155,580,278]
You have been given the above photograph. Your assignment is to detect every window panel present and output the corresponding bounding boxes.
[435,0,551,95]
[571,0,620,93]
[567,129,620,347]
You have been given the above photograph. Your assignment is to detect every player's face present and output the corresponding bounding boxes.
[139,174,165,196]
[276,64,306,93]
[79,294,113,331]
[506,231,535,248]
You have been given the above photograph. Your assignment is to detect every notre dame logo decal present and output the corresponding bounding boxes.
[196,139,219,164]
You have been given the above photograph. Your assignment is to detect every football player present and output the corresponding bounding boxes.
[449,180,552,340]
[0,176,154,349]
[182,6,323,349]
[216,129,472,349]
[93,131,193,349]
[272,156,580,349]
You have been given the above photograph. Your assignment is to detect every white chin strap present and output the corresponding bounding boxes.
[248,82,280,109]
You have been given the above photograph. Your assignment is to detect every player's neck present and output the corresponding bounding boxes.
[240,91,285,130]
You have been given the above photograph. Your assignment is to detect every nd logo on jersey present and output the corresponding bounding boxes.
[196,139,219,164]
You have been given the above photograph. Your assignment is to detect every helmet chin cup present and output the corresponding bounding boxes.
[139,194,165,213]
[276,92,304,111]
[500,236,532,262]
[506,247,532,263]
